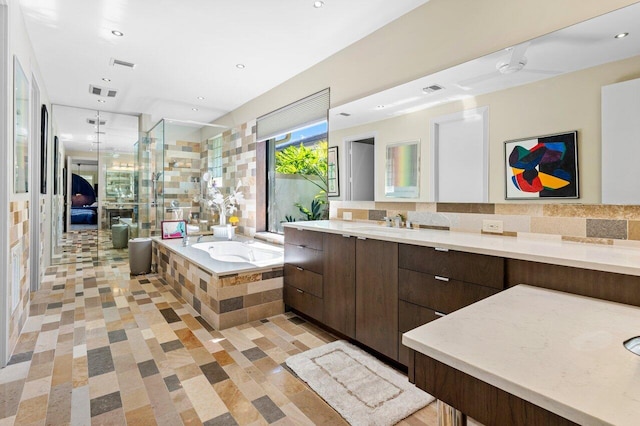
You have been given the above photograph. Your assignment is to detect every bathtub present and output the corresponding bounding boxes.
[191,240,284,267]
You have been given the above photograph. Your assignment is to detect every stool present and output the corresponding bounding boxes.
[129,238,152,274]
[112,224,129,249]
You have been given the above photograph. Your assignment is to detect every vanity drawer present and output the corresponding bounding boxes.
[284,227,323,251]
[284,263,323,298]
[399,244,504,289]
[398,300,441,366]
[284,243,324,274]
[399,268,500,314]
[284,284,323,322]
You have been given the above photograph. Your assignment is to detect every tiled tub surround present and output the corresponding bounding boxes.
[153,238,283,330]
[331,201,640,246]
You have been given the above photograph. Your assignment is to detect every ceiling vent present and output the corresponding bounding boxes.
[86,118,107,126]
[110,58,136,69]
[422,84,444,94]
[88,85,118,98]
[338,112,351,117]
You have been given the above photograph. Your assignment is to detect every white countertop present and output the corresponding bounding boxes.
[402,285,640,425]
[283,220,640,276]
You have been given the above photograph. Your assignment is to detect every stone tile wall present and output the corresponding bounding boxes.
[331,201,640,246]
[218,122,257,236]
[153,242,283,330]
[9,201,30,354]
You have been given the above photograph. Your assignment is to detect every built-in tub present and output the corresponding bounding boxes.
[191,240,283,267]
[153,236,284,330]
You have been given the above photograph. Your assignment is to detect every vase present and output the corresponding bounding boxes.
[219,209,226,226]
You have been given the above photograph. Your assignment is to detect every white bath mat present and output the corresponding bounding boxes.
[286,340,434,426]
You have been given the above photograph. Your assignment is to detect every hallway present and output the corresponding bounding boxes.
[0,232,435,425]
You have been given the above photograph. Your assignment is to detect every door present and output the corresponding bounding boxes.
[323,233,356,338]
[347,138,374,201]
[430,107,488,202]
[30,76,41,291]
[355,237,398,360]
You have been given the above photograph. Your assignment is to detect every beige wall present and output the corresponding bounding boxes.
[329,55,640,204]
[214,0,638,128]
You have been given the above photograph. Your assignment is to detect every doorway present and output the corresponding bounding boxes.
[345,137,375,201]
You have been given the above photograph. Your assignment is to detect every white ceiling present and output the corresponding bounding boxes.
[19,0,430,132]
[330,3,640,130]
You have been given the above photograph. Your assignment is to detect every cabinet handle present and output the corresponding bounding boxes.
[297,228,303,231]
[296,267,303,271]
[297,245,306,249]
[341,234,351,238]
[434,275,449,282]
[357,236,367,240]
[434,247,449,252]
[435,311,446,317]
[296,289,303,294]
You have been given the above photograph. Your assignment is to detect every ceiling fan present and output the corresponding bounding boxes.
[459,42,561,88]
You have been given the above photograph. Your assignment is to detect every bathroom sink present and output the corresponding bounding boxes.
[624,336,640,355]
[345,226,415,234]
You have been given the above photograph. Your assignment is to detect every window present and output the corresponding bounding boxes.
[257,89,329,234]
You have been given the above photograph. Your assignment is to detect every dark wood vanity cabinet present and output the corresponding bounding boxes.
[398,244,504,365]
[284,228,509,366]
[356,238,399,361]
[323,233,356,338]
[283,228,324,322]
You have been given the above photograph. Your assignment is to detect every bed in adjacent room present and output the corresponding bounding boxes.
[70,173,98,225]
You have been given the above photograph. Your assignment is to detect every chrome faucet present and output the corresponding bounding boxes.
[182,235,189,246]
[196,235,206,243]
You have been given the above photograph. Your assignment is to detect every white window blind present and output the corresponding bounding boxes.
[257,88,329,141]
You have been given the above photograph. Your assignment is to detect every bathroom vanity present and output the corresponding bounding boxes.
[403,285,640,425]
[283,220,640,424]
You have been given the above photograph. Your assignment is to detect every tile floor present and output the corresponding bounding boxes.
[1,230,440,425]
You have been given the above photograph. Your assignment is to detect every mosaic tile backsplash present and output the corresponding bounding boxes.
[330,201,640,246]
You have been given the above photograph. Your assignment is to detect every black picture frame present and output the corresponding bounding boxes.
[504,130,579,200]
[40,104,48,194]
[327,146,339,197]
[53,135,59,195]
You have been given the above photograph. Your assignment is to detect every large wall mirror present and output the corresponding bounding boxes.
[329,2,640,205]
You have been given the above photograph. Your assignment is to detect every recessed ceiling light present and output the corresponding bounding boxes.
[236,63,246,69]
[615,32,629,39]
[111,30,124,37]
[313,1,324,8]
[192,108,199,111]
[197,96,205,100]
[97,99,106,103]
[376,105,385,109]
[102,77,111,82]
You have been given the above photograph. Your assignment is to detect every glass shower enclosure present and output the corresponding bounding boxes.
[142,119,227,237]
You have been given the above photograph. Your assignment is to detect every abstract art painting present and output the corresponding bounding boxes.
[505,131,578,199]
[385,140,419,198]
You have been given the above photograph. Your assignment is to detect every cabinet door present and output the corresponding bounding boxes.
[356,238,398,360]
[323,233,356,338]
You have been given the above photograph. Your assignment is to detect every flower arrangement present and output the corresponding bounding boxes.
[202,173,244,225]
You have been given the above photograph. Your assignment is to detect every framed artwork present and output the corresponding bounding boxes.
[505,131,579,200]
[53,136,59,195]
[327,146,339,196]
[385,140,420,198]
[40,104,48,194]
[13,56,29,194]
[161,220,187,239]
